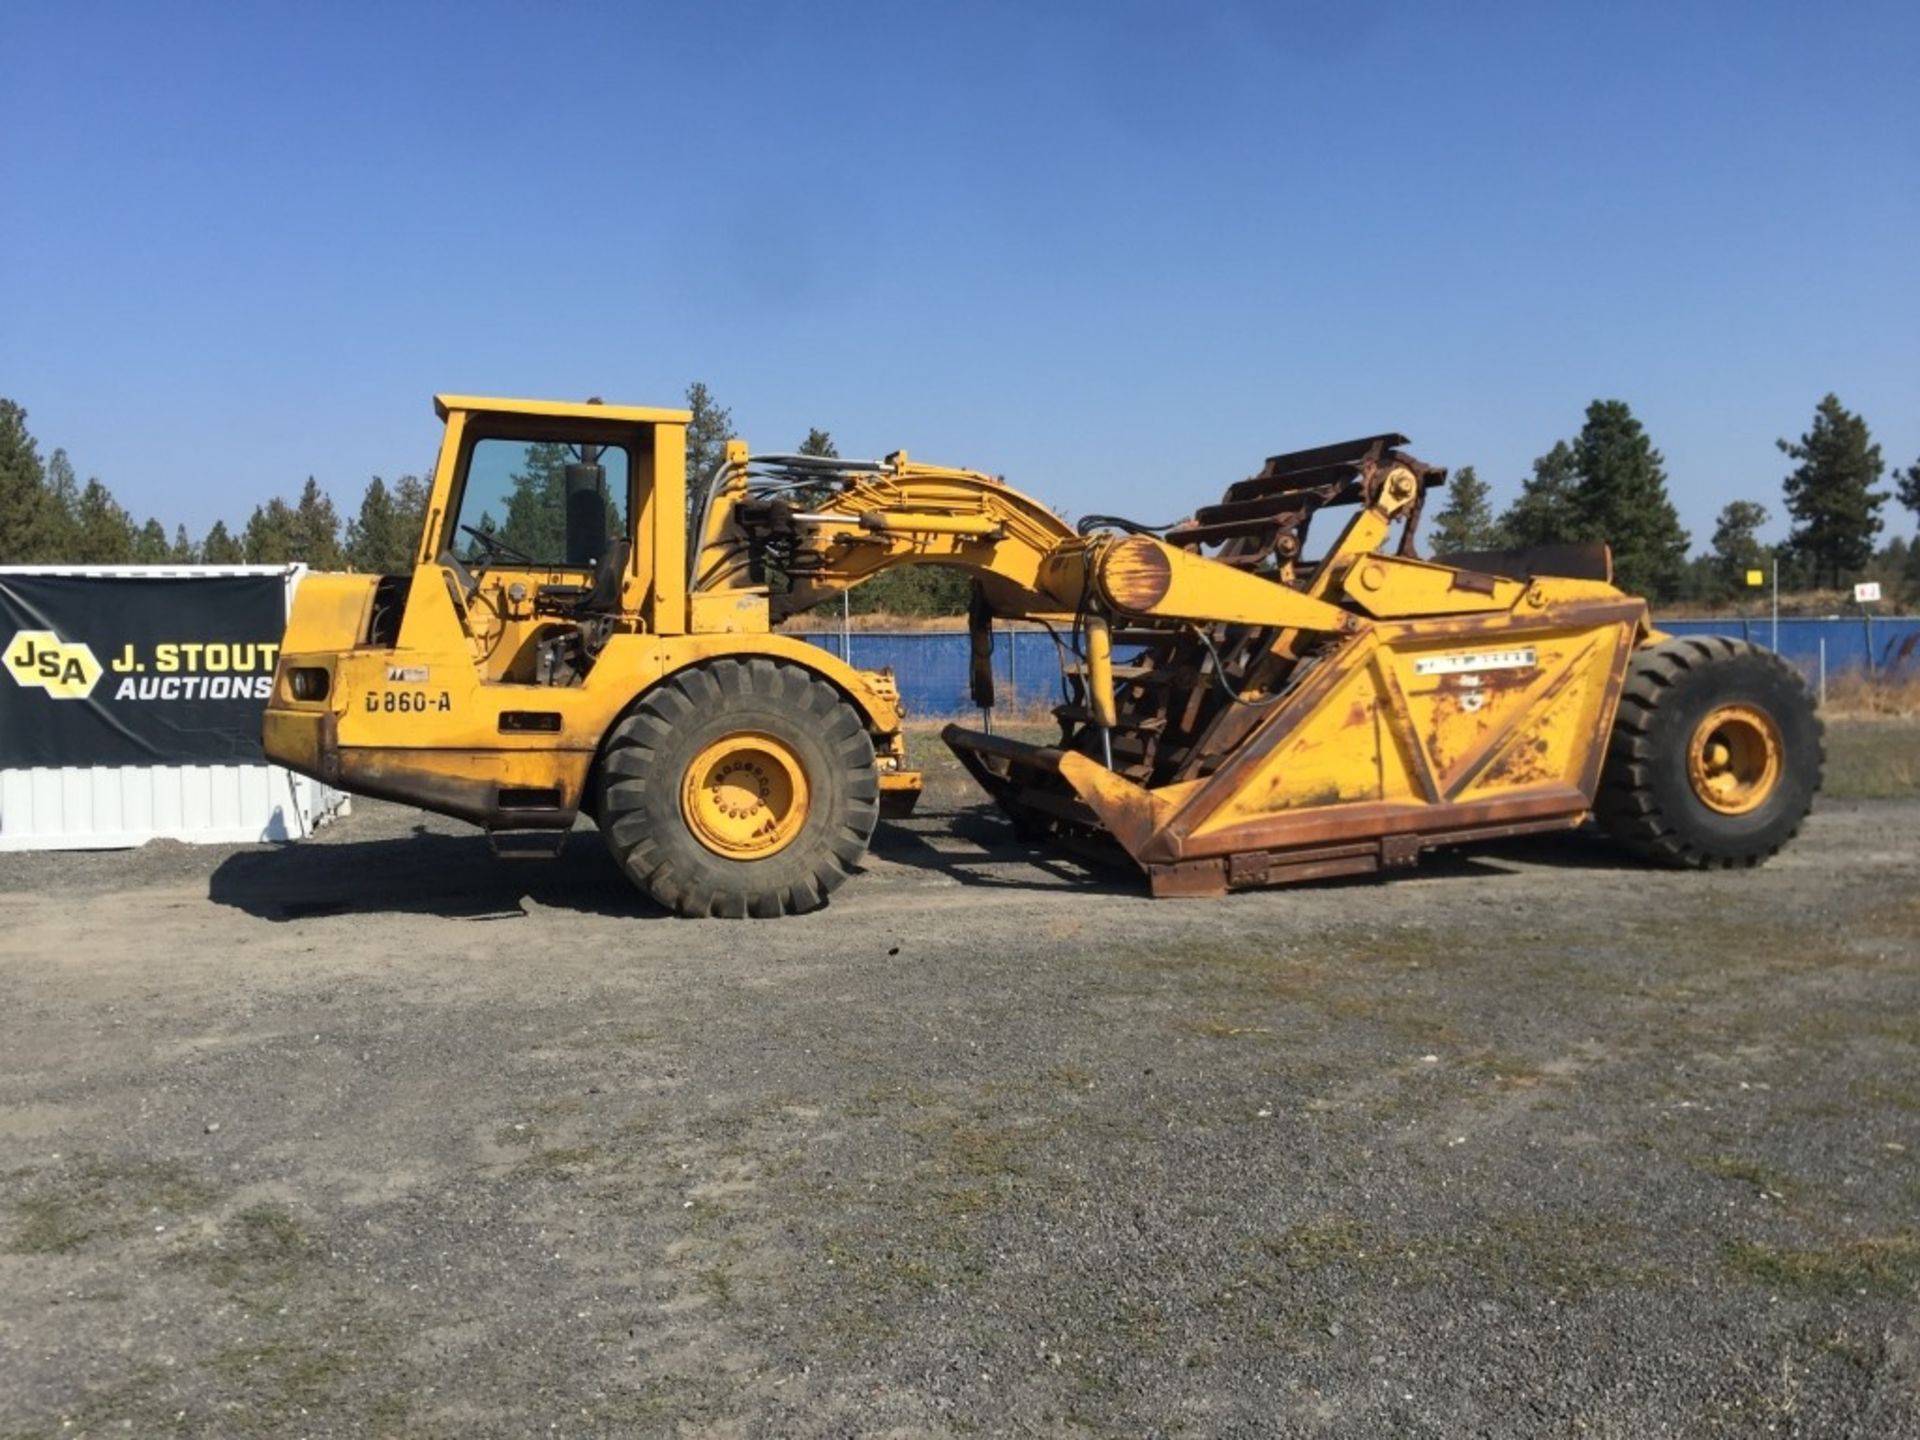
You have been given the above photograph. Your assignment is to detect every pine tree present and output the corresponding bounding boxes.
[498,443,570,561]
[1497,442,1579,548]
[131,517,171,563]
[788,427,842,510]
[1567,400,1689,600]
[1778,395,1887,590]
[40,448,82,560]
[344,476,390,570]
[1427,464,1498,554]
[289,477,343,568]
[0,399,56,563]
[1865,535,1912,605]
[391,474,429,565]
[243,498,299,563]
[1676,553,1722,605]
[1898,458,1920,597]
[202,520,244,564]
[345,476,416,572]
[72,479,135,563]
[684,381,734,532]
[1708,500,1770,599]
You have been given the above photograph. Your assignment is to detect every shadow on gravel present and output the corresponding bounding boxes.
[875,804,1652,897]
[208,824,661,922]
[871,809,1138,897]
[207,807,1129,922]
[1465,825,1664,872]
[208,809,1647,924]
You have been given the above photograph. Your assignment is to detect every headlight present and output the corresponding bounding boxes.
[288,667,331,701]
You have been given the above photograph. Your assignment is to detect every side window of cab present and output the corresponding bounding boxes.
[453,437,630,569]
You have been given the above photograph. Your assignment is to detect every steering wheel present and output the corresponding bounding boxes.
[459,523,534,565]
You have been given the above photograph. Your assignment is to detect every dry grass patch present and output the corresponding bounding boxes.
[1824,718,1920,799]
[1724,1234,1920,1295]
[6,1155,214,1254]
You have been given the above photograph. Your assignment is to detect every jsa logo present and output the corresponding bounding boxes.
[4,630,105,700]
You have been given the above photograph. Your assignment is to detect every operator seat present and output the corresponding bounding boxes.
[531,535,631,670]
[1433,541,1613,584]
[535,536,631,619]
[578,535,630,615]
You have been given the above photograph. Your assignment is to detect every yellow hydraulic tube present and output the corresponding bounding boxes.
[1084,615,1118,768]
[1084,616,1118,729]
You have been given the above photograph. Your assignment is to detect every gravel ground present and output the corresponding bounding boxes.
[1,786,1916,1438]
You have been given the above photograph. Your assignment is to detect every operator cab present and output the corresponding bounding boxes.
[393,396,690,687]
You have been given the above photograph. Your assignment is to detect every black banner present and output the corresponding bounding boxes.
[0,574,287,768]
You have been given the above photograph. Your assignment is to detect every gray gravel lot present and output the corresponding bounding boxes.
[1,795,1917,1438]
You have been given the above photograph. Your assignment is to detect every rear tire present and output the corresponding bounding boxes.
[597,659,879,917]
[1595,637,1822,869]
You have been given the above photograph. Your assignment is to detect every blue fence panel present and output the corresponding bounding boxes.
[786,630,1068,718]
[1658,616,1920,679]
[785,616,1920,718]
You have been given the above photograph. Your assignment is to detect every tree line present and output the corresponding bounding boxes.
[0,386,736,576]
[1428,395,1920,604]
[0,395,434,573]
[5,388,1915,614]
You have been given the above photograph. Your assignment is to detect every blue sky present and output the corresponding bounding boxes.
[3,1,1916,547]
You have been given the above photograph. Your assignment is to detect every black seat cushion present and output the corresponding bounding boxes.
[1434,541,1612,584]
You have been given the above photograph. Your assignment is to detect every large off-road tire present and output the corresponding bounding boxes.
[597,659,879,917]
[1595,636,1822,869]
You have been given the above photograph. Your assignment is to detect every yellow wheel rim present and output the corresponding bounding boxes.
[681,733,810,860]
[1686,704,1782,816]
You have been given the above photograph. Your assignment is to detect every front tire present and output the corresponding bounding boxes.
[1595,637,1822,869]
[598,660,879,917]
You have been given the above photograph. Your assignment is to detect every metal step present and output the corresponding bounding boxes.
[1065,662,1179,684]
[1051,704,1167,734]
[487,829,571,859]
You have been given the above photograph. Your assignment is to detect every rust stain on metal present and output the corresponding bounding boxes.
[1368,654,1440,804]
[1100,535,1175,612]
[1483,731,1553,788]
[1449,569,1498,596]
[1057,751,1163,855]
[1577,621,1638,800]
[1147,857,1228,897]
[1439,640,1596,800]
[1171,787,1590,861]
[1380,833,1423,868]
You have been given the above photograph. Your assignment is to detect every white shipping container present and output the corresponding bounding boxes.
[0,564,350,850]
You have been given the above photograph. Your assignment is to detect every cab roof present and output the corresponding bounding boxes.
[433,394,693,426]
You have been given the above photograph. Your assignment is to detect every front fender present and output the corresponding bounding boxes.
[282,572,381,652]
